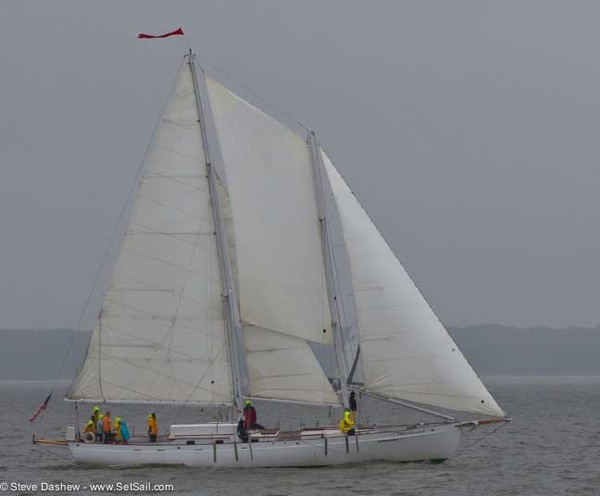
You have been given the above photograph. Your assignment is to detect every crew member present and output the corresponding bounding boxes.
[243,399,264,430]
[91,406,100,432]
[120,418,130,444]
[82,419,95,442]
[237,419,249,443]
[95,414,104,443]
[103,410,112,444]
[339,409,355,436]
[113,417,122,444]
[349,391,358,423]
[148,413,158,442]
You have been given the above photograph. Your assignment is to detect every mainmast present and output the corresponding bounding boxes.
[308,131,350,408]
[187,51,247,412]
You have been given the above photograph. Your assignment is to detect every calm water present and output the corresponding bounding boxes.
[1,377,599,495]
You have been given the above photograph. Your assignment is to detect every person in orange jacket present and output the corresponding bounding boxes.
[148,413,158,442]
[102,411,112,444]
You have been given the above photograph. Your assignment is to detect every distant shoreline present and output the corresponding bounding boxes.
[0,379,71,385]
[484,374,600,383]
[3,326,600,379]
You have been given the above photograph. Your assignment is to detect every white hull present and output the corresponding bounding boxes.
[68,423,462,467]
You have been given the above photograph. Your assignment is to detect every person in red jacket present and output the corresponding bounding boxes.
[243,400,264,430]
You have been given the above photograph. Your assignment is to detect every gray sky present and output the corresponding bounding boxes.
[1,0,599,330]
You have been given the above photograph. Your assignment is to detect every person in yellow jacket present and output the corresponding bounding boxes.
[113,417,123,444]
[339,409,355,436]
[148,413,158,442]
[91,406,100,431]
[82,419,96,442]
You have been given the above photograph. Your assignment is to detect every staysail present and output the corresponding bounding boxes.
[67,62,233,404]
[321,150,505,417]
[205,76,338,405]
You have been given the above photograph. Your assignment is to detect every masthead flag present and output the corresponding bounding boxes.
[137,28,184,39]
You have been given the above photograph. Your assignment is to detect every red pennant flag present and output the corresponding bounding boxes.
[138,28,184,39]
[29,393,52,423]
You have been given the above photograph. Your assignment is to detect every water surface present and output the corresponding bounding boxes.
[2,377,598,495]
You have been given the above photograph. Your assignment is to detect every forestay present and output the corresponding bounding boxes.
[67,62,233,405]
[321,150,505,417]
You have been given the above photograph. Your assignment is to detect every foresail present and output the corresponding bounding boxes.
[67,62,233,405]
[205,77,332,346]
[220,175,337,405]
[244,325,338,405]
[322,150,505,417]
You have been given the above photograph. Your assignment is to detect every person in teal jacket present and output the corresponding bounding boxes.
[120,418,130,444]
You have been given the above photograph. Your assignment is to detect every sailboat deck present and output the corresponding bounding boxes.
[70,423,453,448]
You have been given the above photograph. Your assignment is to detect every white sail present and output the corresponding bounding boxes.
[322,150,505,417]
[54,52,510,470]
[244,325,339,405]
[205,77,337,404]
[205,77,332,345]
[215,175,337,405]
[67,62,233,405]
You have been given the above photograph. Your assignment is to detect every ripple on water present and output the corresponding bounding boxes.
[5,379,600,496]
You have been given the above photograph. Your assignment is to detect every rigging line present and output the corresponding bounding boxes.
[320,149,358,362]
[317,146,352,378]
[324,202,354,358]
[315,145,354,350]
[98,311,105,402]
[193,52,310,136]
[309,132,350,407]
[459,421,509,452]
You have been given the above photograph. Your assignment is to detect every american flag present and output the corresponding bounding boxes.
[29,393,52,423]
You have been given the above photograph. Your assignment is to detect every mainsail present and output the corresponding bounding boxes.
[321,150,505,417]
[67,62,233,404]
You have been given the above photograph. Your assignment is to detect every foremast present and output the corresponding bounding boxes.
[308,131,350,408]
[187,51,247,412]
